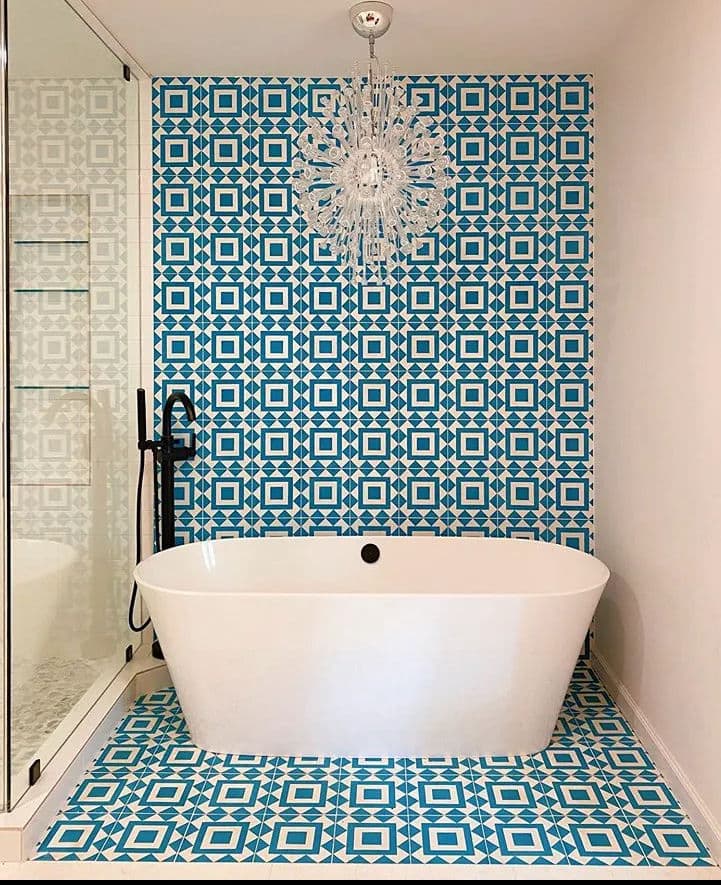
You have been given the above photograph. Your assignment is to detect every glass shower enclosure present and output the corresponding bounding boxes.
[0,0,141,810]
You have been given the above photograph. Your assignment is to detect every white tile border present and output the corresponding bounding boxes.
[0,653,170,862]
[592,650,721,866]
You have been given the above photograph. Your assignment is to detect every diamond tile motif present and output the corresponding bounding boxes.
[154,74,594,545]
[35,663,715,867]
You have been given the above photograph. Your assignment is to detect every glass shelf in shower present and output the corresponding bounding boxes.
[13,239,89,245]
[13,385,90,390]
[13,288,89,293]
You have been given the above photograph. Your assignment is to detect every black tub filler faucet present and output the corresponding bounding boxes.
[132,388,196,659]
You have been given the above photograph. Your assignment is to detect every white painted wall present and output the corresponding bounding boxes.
[595,0,721,852]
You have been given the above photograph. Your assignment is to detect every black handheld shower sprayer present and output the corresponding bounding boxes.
[129,388,197,658]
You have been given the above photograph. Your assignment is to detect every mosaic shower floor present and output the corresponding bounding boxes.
[13,657,103,776]
[35,663,715,867]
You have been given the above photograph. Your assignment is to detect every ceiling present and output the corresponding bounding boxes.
[9,0,122,79]
[81,0,645,77]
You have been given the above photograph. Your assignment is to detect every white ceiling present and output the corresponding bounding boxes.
[82,0,645,77]
[9,0,122,79]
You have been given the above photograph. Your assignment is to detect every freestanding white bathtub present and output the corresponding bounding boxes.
[134,536,609,757]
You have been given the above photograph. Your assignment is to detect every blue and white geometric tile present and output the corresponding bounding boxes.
[152,74,599,543]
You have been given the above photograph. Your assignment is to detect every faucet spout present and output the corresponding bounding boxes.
[159,392,197,556]
[161,391,196,440]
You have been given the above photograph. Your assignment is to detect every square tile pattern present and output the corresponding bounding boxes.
[154,74,594,547]
[35,663,714,866]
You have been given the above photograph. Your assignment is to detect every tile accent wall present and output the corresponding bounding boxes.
[153,75,593,545]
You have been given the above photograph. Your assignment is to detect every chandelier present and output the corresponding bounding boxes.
[293,2,448,279]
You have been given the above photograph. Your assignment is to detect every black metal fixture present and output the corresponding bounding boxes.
[129,389,196,659]
[159,392,196,551]
[29,758,40,788]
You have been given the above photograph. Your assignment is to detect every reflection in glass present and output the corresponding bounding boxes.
[6,0,139,806]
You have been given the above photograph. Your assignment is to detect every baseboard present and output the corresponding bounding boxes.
[0,650,171,862]
[591,649,721,865]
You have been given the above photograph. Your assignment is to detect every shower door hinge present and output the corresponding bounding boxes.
[123,63,131,82]
[29,758,41,787]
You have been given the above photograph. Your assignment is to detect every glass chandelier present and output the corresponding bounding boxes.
[293,2,448,279]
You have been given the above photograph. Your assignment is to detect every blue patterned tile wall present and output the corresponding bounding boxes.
[153,74,593,544]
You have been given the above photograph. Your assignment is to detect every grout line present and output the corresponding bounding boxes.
[463,756,490,863]
[328,757,343,863]
[529,738,572,865]
[251,756,282,863]
[401,758,412,864]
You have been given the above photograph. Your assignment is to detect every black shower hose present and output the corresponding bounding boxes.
[128,445,161,632]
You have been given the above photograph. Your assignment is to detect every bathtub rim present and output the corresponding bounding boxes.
[134,536,610,600]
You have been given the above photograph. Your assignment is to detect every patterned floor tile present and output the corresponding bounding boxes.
[473,772,556,825]
[334,816,411,864]
[532,744,599,777]
[136,688,181,710]
[485,817,568,865]
[253,817,337,864]
[608,777,687,823]
[543,776,627,822]
[638,822,717,867]
[405,762,487,863]
[193,764,276,822]
[93,741,158,771]
[112,711,171,745]
[554,817,649,866]
[120,769,206,822]
[175,818,259,862]
[592,744,657,777]
[337,758,406,820]
[334,758,410,862]
[265,758,341,822]
[92,814,195,862]
[35,817,117,861]
[33,663,716,868]
[408,820,487,864]
[62,774,143,820]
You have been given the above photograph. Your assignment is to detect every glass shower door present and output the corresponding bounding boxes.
[5,0,140,807]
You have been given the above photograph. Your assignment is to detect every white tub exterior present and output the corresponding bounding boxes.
[134,536,609,757]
